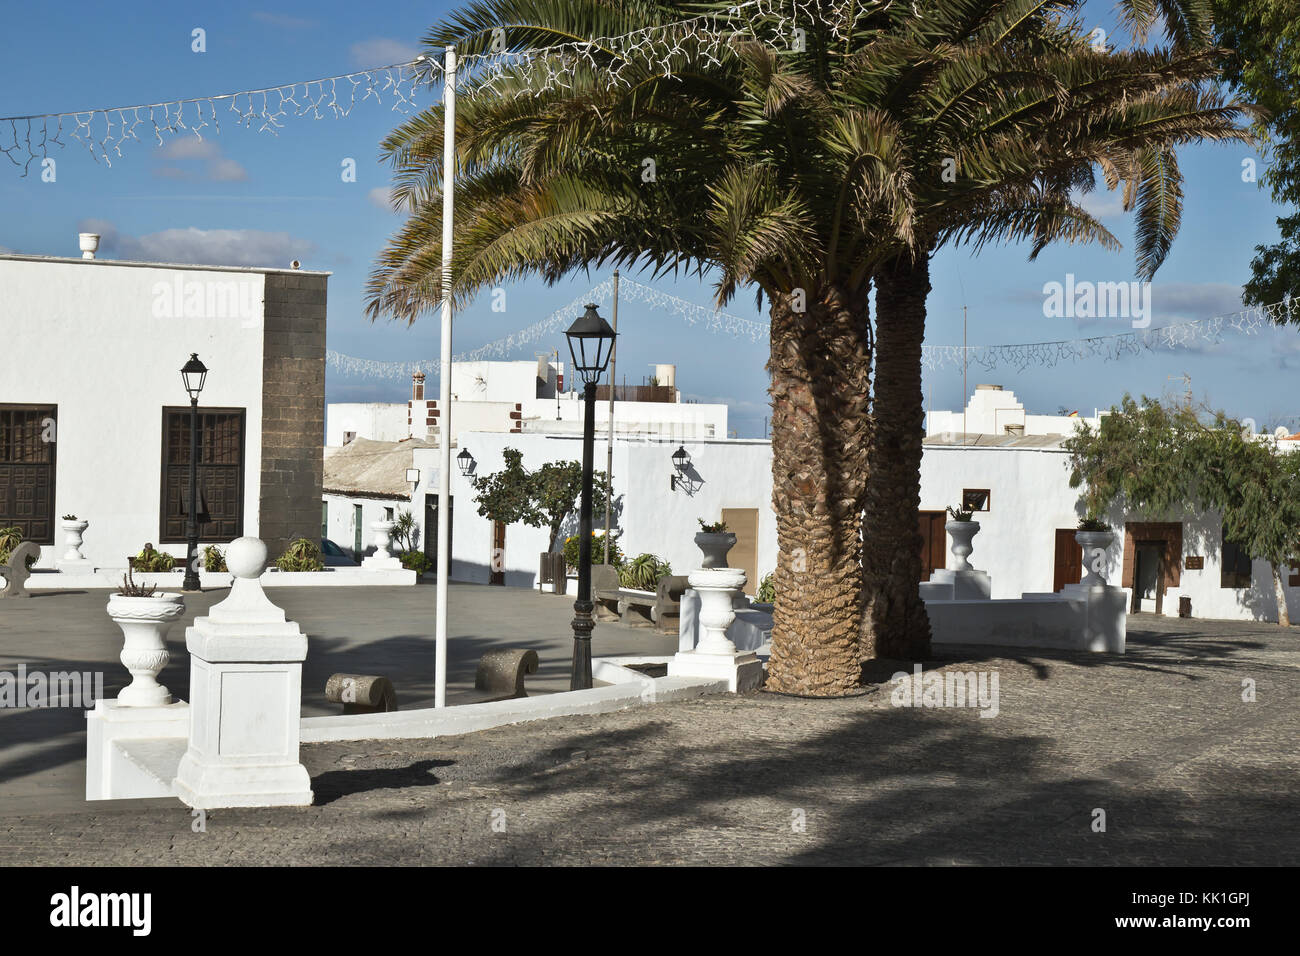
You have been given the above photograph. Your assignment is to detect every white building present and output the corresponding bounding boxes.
[325,369,1300,624]
[0,243,327,569]
[326,360,728,447]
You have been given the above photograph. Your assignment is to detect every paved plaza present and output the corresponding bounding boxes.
[1,584,1296,865]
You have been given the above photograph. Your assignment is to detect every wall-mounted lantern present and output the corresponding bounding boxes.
[456,448,475,477]
[670,445,691,491]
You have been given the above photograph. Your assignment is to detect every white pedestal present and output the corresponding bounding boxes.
[669,650,765,692]
[668,566,764,692]
[926,568,992,600]
[173,537,313,809]
[361,553,404,570]
[86,699,190,800]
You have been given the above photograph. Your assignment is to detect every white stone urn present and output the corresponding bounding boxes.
[694,532,737,569]
[1076,529,1115,587]
[946,519,980,571]
[688,566,747,654]
[107,592,185,706]
[60,518,89,562]
[370,519,396,557]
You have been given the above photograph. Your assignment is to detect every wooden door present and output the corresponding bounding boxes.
[423,493,454,579]
[1053,529,1082,591]
[1131,540,1166,614]
[721,507,759,595]
[918,511,947,581]
[489,520,506,585]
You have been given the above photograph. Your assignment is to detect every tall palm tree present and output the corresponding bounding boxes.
[849,1,1254,659]
[365,0,1252,693]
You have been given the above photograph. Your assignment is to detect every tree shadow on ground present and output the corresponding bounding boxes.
[445,702,1298,865]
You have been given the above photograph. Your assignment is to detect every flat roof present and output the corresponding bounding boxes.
[0,253,330,276]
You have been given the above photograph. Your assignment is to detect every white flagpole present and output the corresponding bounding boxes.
[435,45,456,709]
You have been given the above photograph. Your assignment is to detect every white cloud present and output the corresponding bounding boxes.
[252,11,317,29]
[367,186,396,211]
[151,139,248,182]
[1074,189,1127,220]
[78,219,316,269]
[157,138,220,161]
[350,37,421,67]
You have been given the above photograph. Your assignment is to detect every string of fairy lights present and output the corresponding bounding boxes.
[4,1,1286,379]
[327,286,1295,381]
[0,0,899,174]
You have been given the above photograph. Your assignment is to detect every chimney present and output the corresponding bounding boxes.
[411,372,425,402]
[78,232,100,259]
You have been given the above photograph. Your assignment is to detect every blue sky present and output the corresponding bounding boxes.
[1,0,1296,437]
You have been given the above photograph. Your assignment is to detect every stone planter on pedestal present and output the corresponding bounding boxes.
[1076,530,1116,587]
[174,536,312,809]
[946,519,979,571]
[362,519,403,570]
[694,532,736,569]
[107,592,185,706]
[921,520,991,601]
[667,565,763,692]
[58,518,93,572]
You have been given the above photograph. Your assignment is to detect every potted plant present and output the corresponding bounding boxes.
[59,514,90,563]
[275,538,326,572]
[945,505,980,571]
[107,566,184,706]
[694,518,736,569]
[1076,515,1115,587]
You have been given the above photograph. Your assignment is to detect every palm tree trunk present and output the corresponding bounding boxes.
[862,252,932,661]
[766,282,872,696]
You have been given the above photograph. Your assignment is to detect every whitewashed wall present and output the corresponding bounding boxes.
[445,431,773,587]
[0,258,268,568]
[326,403,409,446]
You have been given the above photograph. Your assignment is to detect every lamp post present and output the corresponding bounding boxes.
[564,303,617,690]
[180,353,208,591]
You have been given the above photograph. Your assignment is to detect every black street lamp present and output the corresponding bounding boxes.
[181,353,208,591]
[564,303,616,690]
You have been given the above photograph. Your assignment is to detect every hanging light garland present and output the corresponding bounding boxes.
[328,282,1294,381]
[0,0,885,177]
[0,59,442,175]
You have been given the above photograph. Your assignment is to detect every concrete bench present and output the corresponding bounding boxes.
[325,674,398,714]
[0,542,41,598]
[475,648,539,701]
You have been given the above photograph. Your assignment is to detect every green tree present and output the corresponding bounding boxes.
[531,459,610,552]
[366,0,1251,694]
[1065,395,1300,625]
[1212,0,1300,308]
[470,448,539,526]
[471,448,610,551]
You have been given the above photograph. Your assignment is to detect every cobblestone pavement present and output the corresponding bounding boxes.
[3,615,1296,865]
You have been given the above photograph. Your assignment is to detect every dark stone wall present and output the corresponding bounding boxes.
[259,272,326,559]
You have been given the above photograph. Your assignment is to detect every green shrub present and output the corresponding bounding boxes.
[204,545,228,572]
[275,538,325,572]
[618,553,672,590]
[134,543,175,573]
[697,518,729,534]
[400,550,435,574]
[563,533,621,573]
[0,527,36,568]
[756,571,775,603]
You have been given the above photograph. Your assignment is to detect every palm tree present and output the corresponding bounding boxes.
[849,2,1254,659]
[365,0,1252,693]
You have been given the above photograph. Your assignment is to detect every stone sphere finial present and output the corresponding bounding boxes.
[226,537,268,579]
